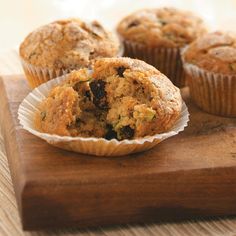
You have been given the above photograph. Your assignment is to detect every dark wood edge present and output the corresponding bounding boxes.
[21,165,236,230]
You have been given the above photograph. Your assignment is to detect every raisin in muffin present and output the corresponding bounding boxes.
[117,7,207,87]
[20,18,121,88]
[182,31,236,117]
[35,57,182,140]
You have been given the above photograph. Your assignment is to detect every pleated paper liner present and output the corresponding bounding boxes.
[18,74,189,156]
[20,58,70,88]
[123,39,186,88]
[20,43,124,89]
[183,62,236,117]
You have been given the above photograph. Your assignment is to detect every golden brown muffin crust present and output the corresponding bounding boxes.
[117,7,207,48]
[182,31,236,74]
[20,18,120,69]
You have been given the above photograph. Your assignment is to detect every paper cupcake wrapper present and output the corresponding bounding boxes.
[183,62,236,117]
[18,74,189,156]
[20,44,124,89]
[123,40,186,88]
[20,58,70,88]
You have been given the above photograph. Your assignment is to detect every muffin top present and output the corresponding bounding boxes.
[35,57,182,140]
[182,31,236,74]
[20,18,120,70]
[117,7,207,48]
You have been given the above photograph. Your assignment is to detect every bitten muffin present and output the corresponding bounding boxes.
[117,7,207,87]
[182,31,236,117]
[35,57,182,140]
[20,18,121,88]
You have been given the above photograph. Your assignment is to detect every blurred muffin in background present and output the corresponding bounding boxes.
[20,18,121,88]
[117,7,207,87]
[182,31,236,117]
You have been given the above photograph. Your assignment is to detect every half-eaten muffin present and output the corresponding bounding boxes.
[35,57,182,140]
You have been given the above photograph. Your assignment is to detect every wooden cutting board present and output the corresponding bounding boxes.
[0,75,236,230]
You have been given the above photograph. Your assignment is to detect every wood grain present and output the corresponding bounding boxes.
[0,75,236,232]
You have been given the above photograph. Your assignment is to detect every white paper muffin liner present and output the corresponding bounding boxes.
[20,44,124,89]
[123,40,185,88]
[183,62,236,117]
[20,58,71,88]
[18,75,189,156]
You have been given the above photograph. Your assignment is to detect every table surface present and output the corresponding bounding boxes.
[1,0,236,234]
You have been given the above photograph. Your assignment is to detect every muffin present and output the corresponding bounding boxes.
[182,31,236,117]
[20,18,121,88]
[117,7,207,87]
[35,57,182,140]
